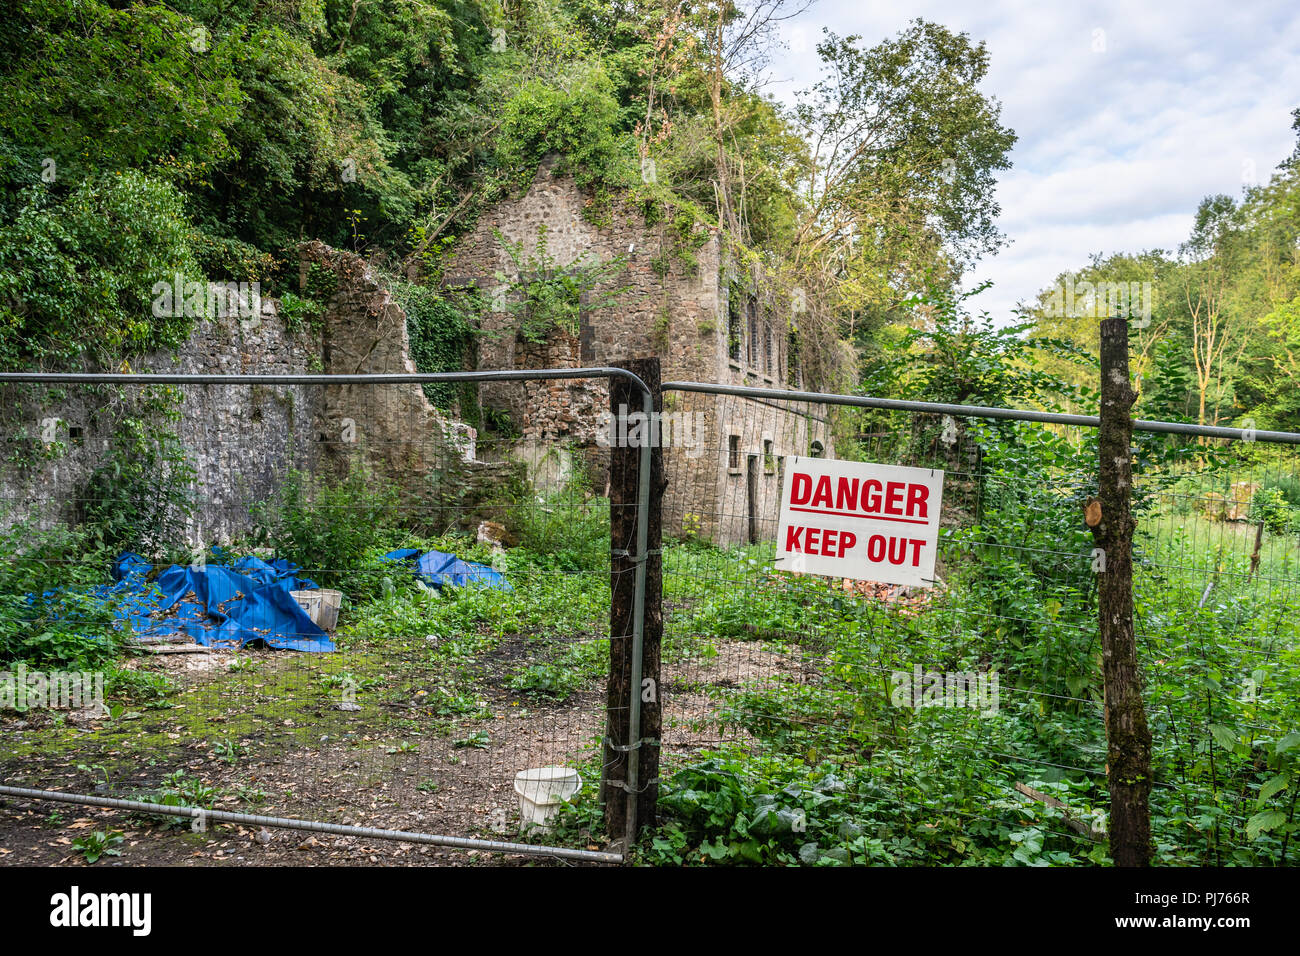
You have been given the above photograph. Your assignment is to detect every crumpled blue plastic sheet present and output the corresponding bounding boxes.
[382,548,512,592]
[97,550,333,652]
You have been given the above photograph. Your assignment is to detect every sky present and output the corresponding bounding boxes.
[765,0,1300,323]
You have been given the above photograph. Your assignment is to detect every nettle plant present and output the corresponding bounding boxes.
[491,226,628,344]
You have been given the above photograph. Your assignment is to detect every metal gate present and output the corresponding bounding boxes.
[0,368,652,865]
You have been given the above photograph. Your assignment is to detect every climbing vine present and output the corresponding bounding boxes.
[390,277,481,417]
[493,226,628,344]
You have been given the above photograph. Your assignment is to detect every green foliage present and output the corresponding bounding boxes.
[1248,487,1297,535]
[275,292,324,335]
[493,226,628,344]
[504,474,609,574]
[0,519,118,669]
[390,279,479,410]
[0,171,200,368]
[80,390,196,555]
[864,284,1095,413]
[132,770,218,829]
[71,829,124,865]
[0,589,118,673]
[1,1,243,188]
[249,468,401,591]
[492,65,635,199]
[105,667,175,707]
[791,20,1017,323]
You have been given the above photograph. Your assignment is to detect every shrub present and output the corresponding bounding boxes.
[249,467,400,590]
[1249,487,1294,535]
[0,590,118,671]
[0,521,118,669]
[79,392,196,555]
[506,472,608,574]
[0,171,201,368]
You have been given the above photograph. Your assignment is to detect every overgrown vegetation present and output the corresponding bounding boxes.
[249,467,401,593]
[1022,110,1300,433]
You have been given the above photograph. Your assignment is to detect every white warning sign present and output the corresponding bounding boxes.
[774,457,944,588]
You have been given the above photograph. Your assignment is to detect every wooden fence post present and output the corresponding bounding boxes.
[602,358,663,850]
[1086,316,1153,866]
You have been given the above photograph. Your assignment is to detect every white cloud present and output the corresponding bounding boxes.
[768,0,1300,325]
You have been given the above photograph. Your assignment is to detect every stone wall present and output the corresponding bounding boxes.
[441,157,722,454]
[709,393,834,547]
[297,240,522,531]
[0,244,518,548]
[0,307,322,545]
[440,159,834,544]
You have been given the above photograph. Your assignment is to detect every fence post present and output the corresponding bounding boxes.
[1087,316,1153,866]
[602,358,663,851]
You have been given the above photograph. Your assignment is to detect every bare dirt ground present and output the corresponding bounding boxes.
[1,636,800,867]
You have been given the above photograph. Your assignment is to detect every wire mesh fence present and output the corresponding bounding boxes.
[5,368,1299,866]
[655,387,1300,865]
[1135,434,1300,864]
[0,374,632,861]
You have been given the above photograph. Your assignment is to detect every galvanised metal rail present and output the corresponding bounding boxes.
[661,380,1300,445]
[0,785,623,863]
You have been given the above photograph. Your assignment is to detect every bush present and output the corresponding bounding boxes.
[506,474,608,574]
[1249,487,1295,534]
[249,468,400,590]
[390,279,479,411]
[493,66,634,196]
[1263,474,1300,509]
[0,520,119,669]
[79,392,196,555]
[0,589,118,671]
[0,171,201,368]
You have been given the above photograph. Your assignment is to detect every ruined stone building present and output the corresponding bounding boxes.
[2,162,833,550]
[440,158,833,545]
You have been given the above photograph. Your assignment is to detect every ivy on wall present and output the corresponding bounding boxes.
[390,277,481,420]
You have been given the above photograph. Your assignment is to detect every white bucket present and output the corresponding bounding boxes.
[513,766,582,832]
[290,589,343,631]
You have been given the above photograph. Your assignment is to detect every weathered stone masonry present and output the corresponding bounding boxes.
[1,245,509,546]
[440,158,833,545]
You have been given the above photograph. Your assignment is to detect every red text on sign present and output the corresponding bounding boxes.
[789,473,929,520]
[784,526,926,566]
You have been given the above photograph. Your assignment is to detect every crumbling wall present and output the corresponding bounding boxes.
[299,241,521,530]
[440,158,723,493]
[0,307,322,544]
[0,243,522,547]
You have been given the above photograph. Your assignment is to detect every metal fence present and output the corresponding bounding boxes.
[654,380,1300,866]
[4,366,1300,866]
[0,369,650,865]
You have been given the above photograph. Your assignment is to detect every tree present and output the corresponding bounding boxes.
[1177,195,1250,427]
[790,21,1016,333]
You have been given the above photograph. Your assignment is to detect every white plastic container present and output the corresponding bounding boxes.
[513,766,582,832]
[290,589,343,631]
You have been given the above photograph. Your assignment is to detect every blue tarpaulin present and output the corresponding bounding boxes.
[98,551,333,653]
[382,549,512,592]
